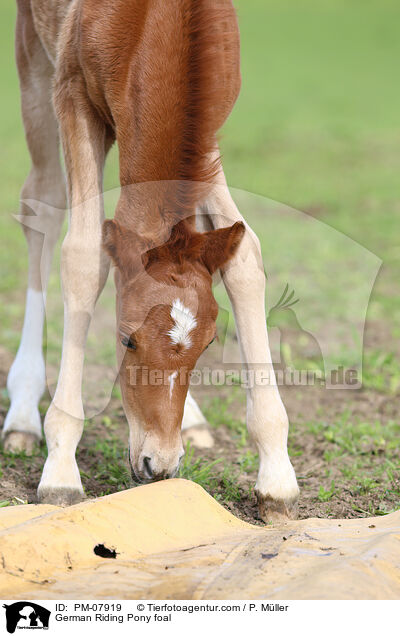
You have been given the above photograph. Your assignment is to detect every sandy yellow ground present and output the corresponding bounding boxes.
[0,480,399,599]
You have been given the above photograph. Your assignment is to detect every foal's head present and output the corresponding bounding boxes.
[103,218,245,483]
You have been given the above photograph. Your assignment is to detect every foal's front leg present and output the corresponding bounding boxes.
[204,177,299,522]
[37,87,110,505]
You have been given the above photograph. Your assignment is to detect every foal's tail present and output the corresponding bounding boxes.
[132,0,241,214]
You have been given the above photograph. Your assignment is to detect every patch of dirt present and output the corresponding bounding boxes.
[0,335,399,525]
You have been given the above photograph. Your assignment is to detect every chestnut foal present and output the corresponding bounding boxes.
[3,0,299,521]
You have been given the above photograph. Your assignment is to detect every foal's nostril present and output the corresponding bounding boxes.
[143,456,153,479]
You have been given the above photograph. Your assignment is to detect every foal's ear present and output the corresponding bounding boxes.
[102,219,143,277]
[201,221,245,274]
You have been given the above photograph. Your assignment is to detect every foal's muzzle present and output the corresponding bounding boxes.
[129,448,183,484]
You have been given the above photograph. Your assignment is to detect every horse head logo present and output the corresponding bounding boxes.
[3,602,50,634]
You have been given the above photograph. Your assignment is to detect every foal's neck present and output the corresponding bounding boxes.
[114,182,196,247]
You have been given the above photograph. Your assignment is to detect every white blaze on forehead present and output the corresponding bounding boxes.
[168,298,197,349]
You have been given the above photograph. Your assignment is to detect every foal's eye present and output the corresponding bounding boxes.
[121,334,137,350]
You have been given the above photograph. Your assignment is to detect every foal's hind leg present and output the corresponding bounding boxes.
[3,6,66,454]
[203,172,299,523]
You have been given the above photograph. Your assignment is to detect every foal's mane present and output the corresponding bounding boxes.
[176,3,237,191]
[127,0,240,218]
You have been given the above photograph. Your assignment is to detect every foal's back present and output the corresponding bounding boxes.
[28,0,241,207]
[29,0,241,130]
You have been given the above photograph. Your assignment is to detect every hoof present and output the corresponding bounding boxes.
[256,491,298,524]
[182,425,214,449]
[3,432,40,455]
[37,487,86,507]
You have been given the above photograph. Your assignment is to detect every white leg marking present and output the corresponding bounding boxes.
[39,407,84,490]
[182,391,207,429]
[3,289,46,439]
[168,298,197,349]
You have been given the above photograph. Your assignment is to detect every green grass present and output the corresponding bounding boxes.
[203,390,247,446]
[179,443,241,503]
[318,481,336,503]
[238,450,258,474]
[83,436,241,503]
[362,350,400,393]
[301,413,400,514]
[84,437,131,493]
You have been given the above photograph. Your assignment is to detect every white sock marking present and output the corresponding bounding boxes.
[4,288,46,437]
[168,298,197,349]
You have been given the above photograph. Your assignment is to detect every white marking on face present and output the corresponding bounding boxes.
[168,298,197,349]
[169,371,178,400]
